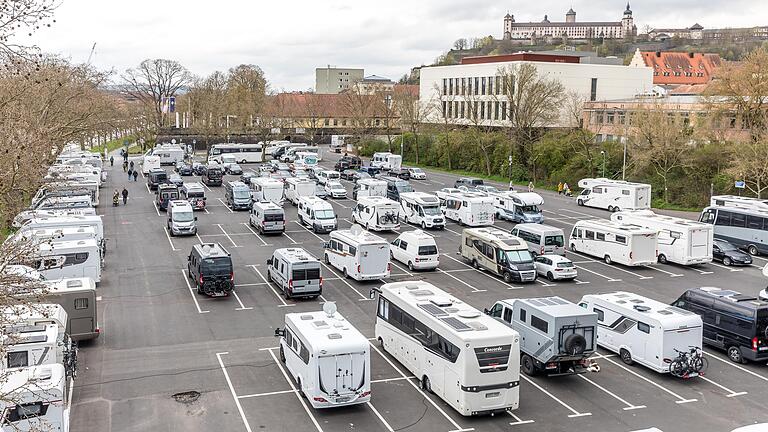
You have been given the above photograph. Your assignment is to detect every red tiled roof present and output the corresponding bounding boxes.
[639,51,722,85]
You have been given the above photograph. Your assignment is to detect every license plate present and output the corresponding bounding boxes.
[335,396,350,403]
[759,347,768,351]
[485,392,500,398]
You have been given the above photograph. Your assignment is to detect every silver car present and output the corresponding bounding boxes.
[534,255,577,281]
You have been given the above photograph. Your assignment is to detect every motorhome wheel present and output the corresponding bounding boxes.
[607,206,614,212]
[266,271,272,282]
[657,254,667,264]
[748,245,759,256]
[503,272,512,283]
[421,376,432,393]
[324,254,330,264]
[343,268,349,279]
[472,259,479,269]
[421,222,426,229]
[570,243,577,252]
[604,255,612,265]
[620,349,633,365]
[378,337,386,353]
[728,346,745,363]
[279,345,286,363]
[521,354,536,376]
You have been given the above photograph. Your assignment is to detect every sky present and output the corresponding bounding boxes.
[29,0,768,90]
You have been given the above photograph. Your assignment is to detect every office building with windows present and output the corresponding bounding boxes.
[315,67,365,94]
[419,53,652,128]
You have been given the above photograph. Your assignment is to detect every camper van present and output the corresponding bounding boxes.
[250,177,284,205]
[284,177,316,205]
[441,192,495,227]
[167,200,197,236]
[324,226,391,281]
[34,239,102,284]
[352,179,387,201]
[292,151,319,170]
[487,297,598,376]
[580,291,703,374]
[570,219,658,266]
[155,183,179,211]
[351,196,400,231]
[493,192,544,224]
[576,178,651,212]
[41,278,99,341]
[33,195,93,212]
[249,201,285,234]
[398,192,445,229]
[275,304,371,408]
[460,228,536,283]
[370,152,402,171]
[180,182,206,210]
[316,170,341,186]
[389,230,439,271]
[372,281,521,416]
[297,196,337,233]
[381,176,414,202]
[611,210,713,265]
[202,165,224,186]
[0,364,71,432]
[510,224,566,256]
[281,145,321,163]
[142,153,161,174]
[224,181,252,210]
[266,248,323,299]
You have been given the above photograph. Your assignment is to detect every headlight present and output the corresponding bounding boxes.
[508,264,518,271]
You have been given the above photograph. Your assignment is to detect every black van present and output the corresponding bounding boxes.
[155,183,179,211]
[187,243,234,297]
[672,287,768,363]
[202,165,224,186]
[380,176,414,202]
[147,169,168,191]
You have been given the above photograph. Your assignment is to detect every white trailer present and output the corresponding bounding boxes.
[579,291,703,374]
[250,177,284,206]
[0,364,71,432]
[576,178,651,212]
[34,239,102,284]
[275,303,371,409]
[284,177,316,205]
[611,210,713,265]
[324,226,391,281]
[570,219,657,266]
[351,196,400,231]
[440,192,495,227]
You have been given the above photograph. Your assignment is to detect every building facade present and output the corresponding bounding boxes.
[315,67,365,94]
[503,3,636,40]
[629,50,722,85]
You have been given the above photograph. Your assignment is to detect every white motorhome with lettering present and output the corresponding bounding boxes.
[570,219,657,266]
[576,178,651,212]
[351,196,400,231]
[398,192,445,229]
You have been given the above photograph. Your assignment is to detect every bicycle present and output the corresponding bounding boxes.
[669,346,708,378]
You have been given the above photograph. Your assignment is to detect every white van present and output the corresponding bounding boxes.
[292,151,319,170]
[570,219,658,266]
[389,230,439,271]
[249,201,285,234]
[611,210,713,265]
[510,223,566,256]
[297,196,337,233]
[576,178,651,212]
[324,226,391,281]
[267,248,323,299]
[0,364,71,432]
[399,192,445,230]
[493,191,544,224]
[142,154,161,174]
[167,200,197,236]
[351,196,400,231]
[34,238,102,283]
[316,170,341,186]
[275,304,371,409]
[352,179,387,200]
[285,178,316,205]
[250,177,285,206]
[440,192,494,227]
[579,291,703,374]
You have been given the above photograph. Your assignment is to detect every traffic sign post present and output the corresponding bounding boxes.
[735,180,746,196]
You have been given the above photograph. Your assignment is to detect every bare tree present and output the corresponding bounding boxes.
[121,59,191,129]
[453,38,468,50]
[565,91,603,177]
[396,85,430,164]
[226,64,267,133]
[0,0,56,68]
[301,92,325,145]
[727,138,768,198]
[340,86,377,151]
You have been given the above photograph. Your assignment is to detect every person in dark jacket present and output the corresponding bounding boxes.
[121,187,129,205]
[133,170,138,181]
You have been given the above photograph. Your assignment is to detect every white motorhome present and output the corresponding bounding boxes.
[142,154,161,174]
[13,226,101,259]
[149,143,185,165]
[493,192,544,224]
[34,239,102,284]
[0,364,71,432]
[282,145,322,163]
[576,178,651,212]
[267,248,323,299]
[275,303,371,408]
[373,281,521,416]
[570,219,657,266]
[284,177,316,205]
[316,170,340,186]
[40,278,99,341]
[579,291,703,374]
[710,195,768,211]
[45,167,102,187]
[297,196,337,233]
[352,179,387,201]
[441,192,495,227]
[324,226,391,281]
[33,195,93,212]
[13,208,97,228]
[1,319,75,377]
[292,151,319,170]
[33,180,100,207]
[19,215,104,248]
[460,228,537,283]
[611,210,713,265]
[399,192,445,230]
[180,182,206,211]
[370,152,402,171]
[389,230,439,271]
[250,177,284,205]
[351,196,400,231]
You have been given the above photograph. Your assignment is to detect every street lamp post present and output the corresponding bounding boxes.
[600,150,606,178]
[622,139,627,180]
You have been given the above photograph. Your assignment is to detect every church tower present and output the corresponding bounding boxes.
[621,3,634,37]
[503,12,514,40]
[566,8,576,23]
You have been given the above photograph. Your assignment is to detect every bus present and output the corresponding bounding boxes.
[700,205,768,256]
[207,143,264,164]
[372,280,520,416]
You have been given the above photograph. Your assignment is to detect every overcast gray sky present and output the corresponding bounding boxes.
[31,0,767,90]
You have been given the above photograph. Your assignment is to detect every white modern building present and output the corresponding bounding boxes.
[419,53,653,128]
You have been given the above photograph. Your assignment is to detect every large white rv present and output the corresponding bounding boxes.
[41,278,99,341]
[284,177,316,205]
[352,179,387,200]
[19,215,104,248]
[250,177,284,206]
[149,143,185,165]
[33,180,100,207]
[611,210,713,265]
[324,226,390,281]
[13,208,97,229]
[570,219,657,266]
[579,291,703,374]
[460,228,537,283]
[441,192,494,227]
[370,152,402,171]
[0,317,75,376]
[0,364,71,432]
[493,191,544,224]
[576,178,651,212]
[710,195,768,211]
[275,303,371,409]
[373,281,520,416]
[34,239,102,283]
[351,196,400,231]
[399,192,445,229]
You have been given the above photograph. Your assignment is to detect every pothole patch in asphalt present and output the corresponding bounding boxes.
[172,391,201,404]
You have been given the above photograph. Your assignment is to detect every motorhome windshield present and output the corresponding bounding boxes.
[423,205,441,216]
[233,190,250,199]
[202,257,231,274]
[396,182,414,192]
[504,250,533,264]
[545,235,564,247]
[521,205,540,214]
[264,212,284,222]
[315,210,335,220]
[173,211,194,222]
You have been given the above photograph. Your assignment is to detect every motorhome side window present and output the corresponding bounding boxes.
[7,351,28,368]
[488,303,502,317]
[637,322,650,334]
[74,297,88,310]
[519,308,527,322]
[593,188,602,194]
[716,211,731,226]
[594,308,604,322]
[399,240,408,250]
[622,190,630,195]
[377,297,389,319]
[615,235,627,244]
[299,343,310,364]
[5,402,48,422]
[585,230,595,240]
[531,315,548,333]
[503,307,513,323]
[285,328,293,347]
[596,232,606,241]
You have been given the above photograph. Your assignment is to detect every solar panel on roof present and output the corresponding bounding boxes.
[551,298,569,305]
[528,299,545,306]
[711,290,739,297]
[442,317,472,332]
[418,303,448,317]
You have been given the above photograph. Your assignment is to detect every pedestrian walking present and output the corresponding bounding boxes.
[121,187,128,205]
[129,160,134,170]
[122,161,128,172]
[133,170,138,182]
[112,189,120,206]
[528,181,534,192]
[110,156,114,167]
[508,180,515,191]
[128,168,133,180]
[557,182,563,195]
[563,182,571,197]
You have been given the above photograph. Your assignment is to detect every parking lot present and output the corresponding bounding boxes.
[71,148,768,432]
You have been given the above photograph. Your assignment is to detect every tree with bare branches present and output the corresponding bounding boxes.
[226,64,267,132]
[0,0,56,68]
[121,59,191,129]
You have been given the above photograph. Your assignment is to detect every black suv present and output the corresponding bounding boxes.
[334,155,362,171]
[380,176,414,202]
[455,177,484,189]
[147,169,168,191]
[187,243,235,297]
[202,165,224,186]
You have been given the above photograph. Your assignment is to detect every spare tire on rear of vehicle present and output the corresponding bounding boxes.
[564,333,587,355]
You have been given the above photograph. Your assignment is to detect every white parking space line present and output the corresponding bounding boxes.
[203,207,210,214]
[216,352,254,432]
[369,342,474,432]
[444,227,462,236]
[250,266,294,308]
[232,291,253,311]
[390,261,413,276]
[282,231,299,244]
[534,278,556,287]
[292,221,325,242]
[697,375,748,397]
[572,263,621,282]
[332,200,350,209]
[558,208,596,217]
[152,201,161,217]
[202,182,212,191]
[704,350,768,382]
[520,375,591,418]
[569,251,652,279]
[367,402,395,432]
[238,389,296,399]
[689,266,713,275]
[643,265,683,277]
[320,263,372,301]
[708,262,743,272]
[265,348,325,432]
[577,374,646,411]
[218,198,234,213]
[507,411,535,426]
[592,354,697,404]
[439,253,521,290]
[145,183,152,195]
[437,268,487,293]
[574,279,590,284]
[216,224,240,247]
[163,227,177,251]
[242,222,270,246]
[180,269,209,314]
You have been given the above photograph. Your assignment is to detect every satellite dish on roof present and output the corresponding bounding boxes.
[323,301,337,318]
[350,224,363,237]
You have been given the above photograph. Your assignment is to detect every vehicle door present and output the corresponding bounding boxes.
[712,243,723,261]
[390,239,402,262]
[396,239,410,264]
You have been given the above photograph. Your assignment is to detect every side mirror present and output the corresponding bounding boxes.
[194,217,198,221]
[323,242,330,249]
[267,258,273,265]
[369,287,381,300]
[483,308,490,315]
[274,328,285,338]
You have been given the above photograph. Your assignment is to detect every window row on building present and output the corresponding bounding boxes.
[588,109,750,130]
[441,75,511,97]
[441,99,510,122]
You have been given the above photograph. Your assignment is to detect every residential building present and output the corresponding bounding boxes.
[349,75,396,95]
[648,24,768,41]
[629,50,722,85]
[315,67,365,94]
[503,3,636,41]
[419,52,652,128]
